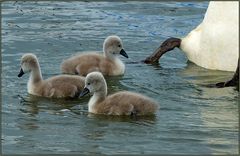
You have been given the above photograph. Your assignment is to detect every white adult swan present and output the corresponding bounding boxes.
[144,1,239,90]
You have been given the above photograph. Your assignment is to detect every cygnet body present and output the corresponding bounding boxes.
[61,35,128,76]
[18,53,85,98]
[80,72,159,116]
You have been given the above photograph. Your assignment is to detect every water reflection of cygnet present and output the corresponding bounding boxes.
[18,94,86,117]
[87,113,157,125]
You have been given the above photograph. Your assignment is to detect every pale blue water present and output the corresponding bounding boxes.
[2,1,239,155]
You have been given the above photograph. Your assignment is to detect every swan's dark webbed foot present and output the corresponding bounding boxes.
[216,59,239,91]
[144,37,181,64]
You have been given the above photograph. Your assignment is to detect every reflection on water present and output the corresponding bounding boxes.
[2,1,238,155]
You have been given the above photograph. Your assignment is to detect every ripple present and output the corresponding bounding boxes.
[2,1,238,155]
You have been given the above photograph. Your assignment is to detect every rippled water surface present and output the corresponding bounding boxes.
[2,1,239,154]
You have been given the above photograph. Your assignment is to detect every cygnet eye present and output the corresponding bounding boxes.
[118,45,121,47]
[87,82,90,85]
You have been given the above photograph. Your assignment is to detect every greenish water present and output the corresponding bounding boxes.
[2,1,239,154]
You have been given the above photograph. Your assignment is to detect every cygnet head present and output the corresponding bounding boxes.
[80,72,107,97]
[18,53,39,77]
[103,35,128,58]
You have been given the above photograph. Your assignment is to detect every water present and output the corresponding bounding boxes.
[2,1,239,155]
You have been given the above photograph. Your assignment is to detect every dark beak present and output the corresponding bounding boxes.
[120,49,128,58]
[79,87,90,97]
[18,68,24,77]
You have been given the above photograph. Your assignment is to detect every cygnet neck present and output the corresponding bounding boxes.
[88,83,107,112]
[29,61,43,84]
[93,85,107,101]
[91,76,108,105]
[103,50,117,60]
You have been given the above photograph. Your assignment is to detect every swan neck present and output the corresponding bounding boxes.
[103,51,116,60]
[29,63,43,84]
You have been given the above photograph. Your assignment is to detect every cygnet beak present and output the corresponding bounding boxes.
[18,68,25,77]
[79,87,90,97]
[120,49,128,58]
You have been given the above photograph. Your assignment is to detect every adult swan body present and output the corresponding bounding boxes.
[144,1,239,90]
